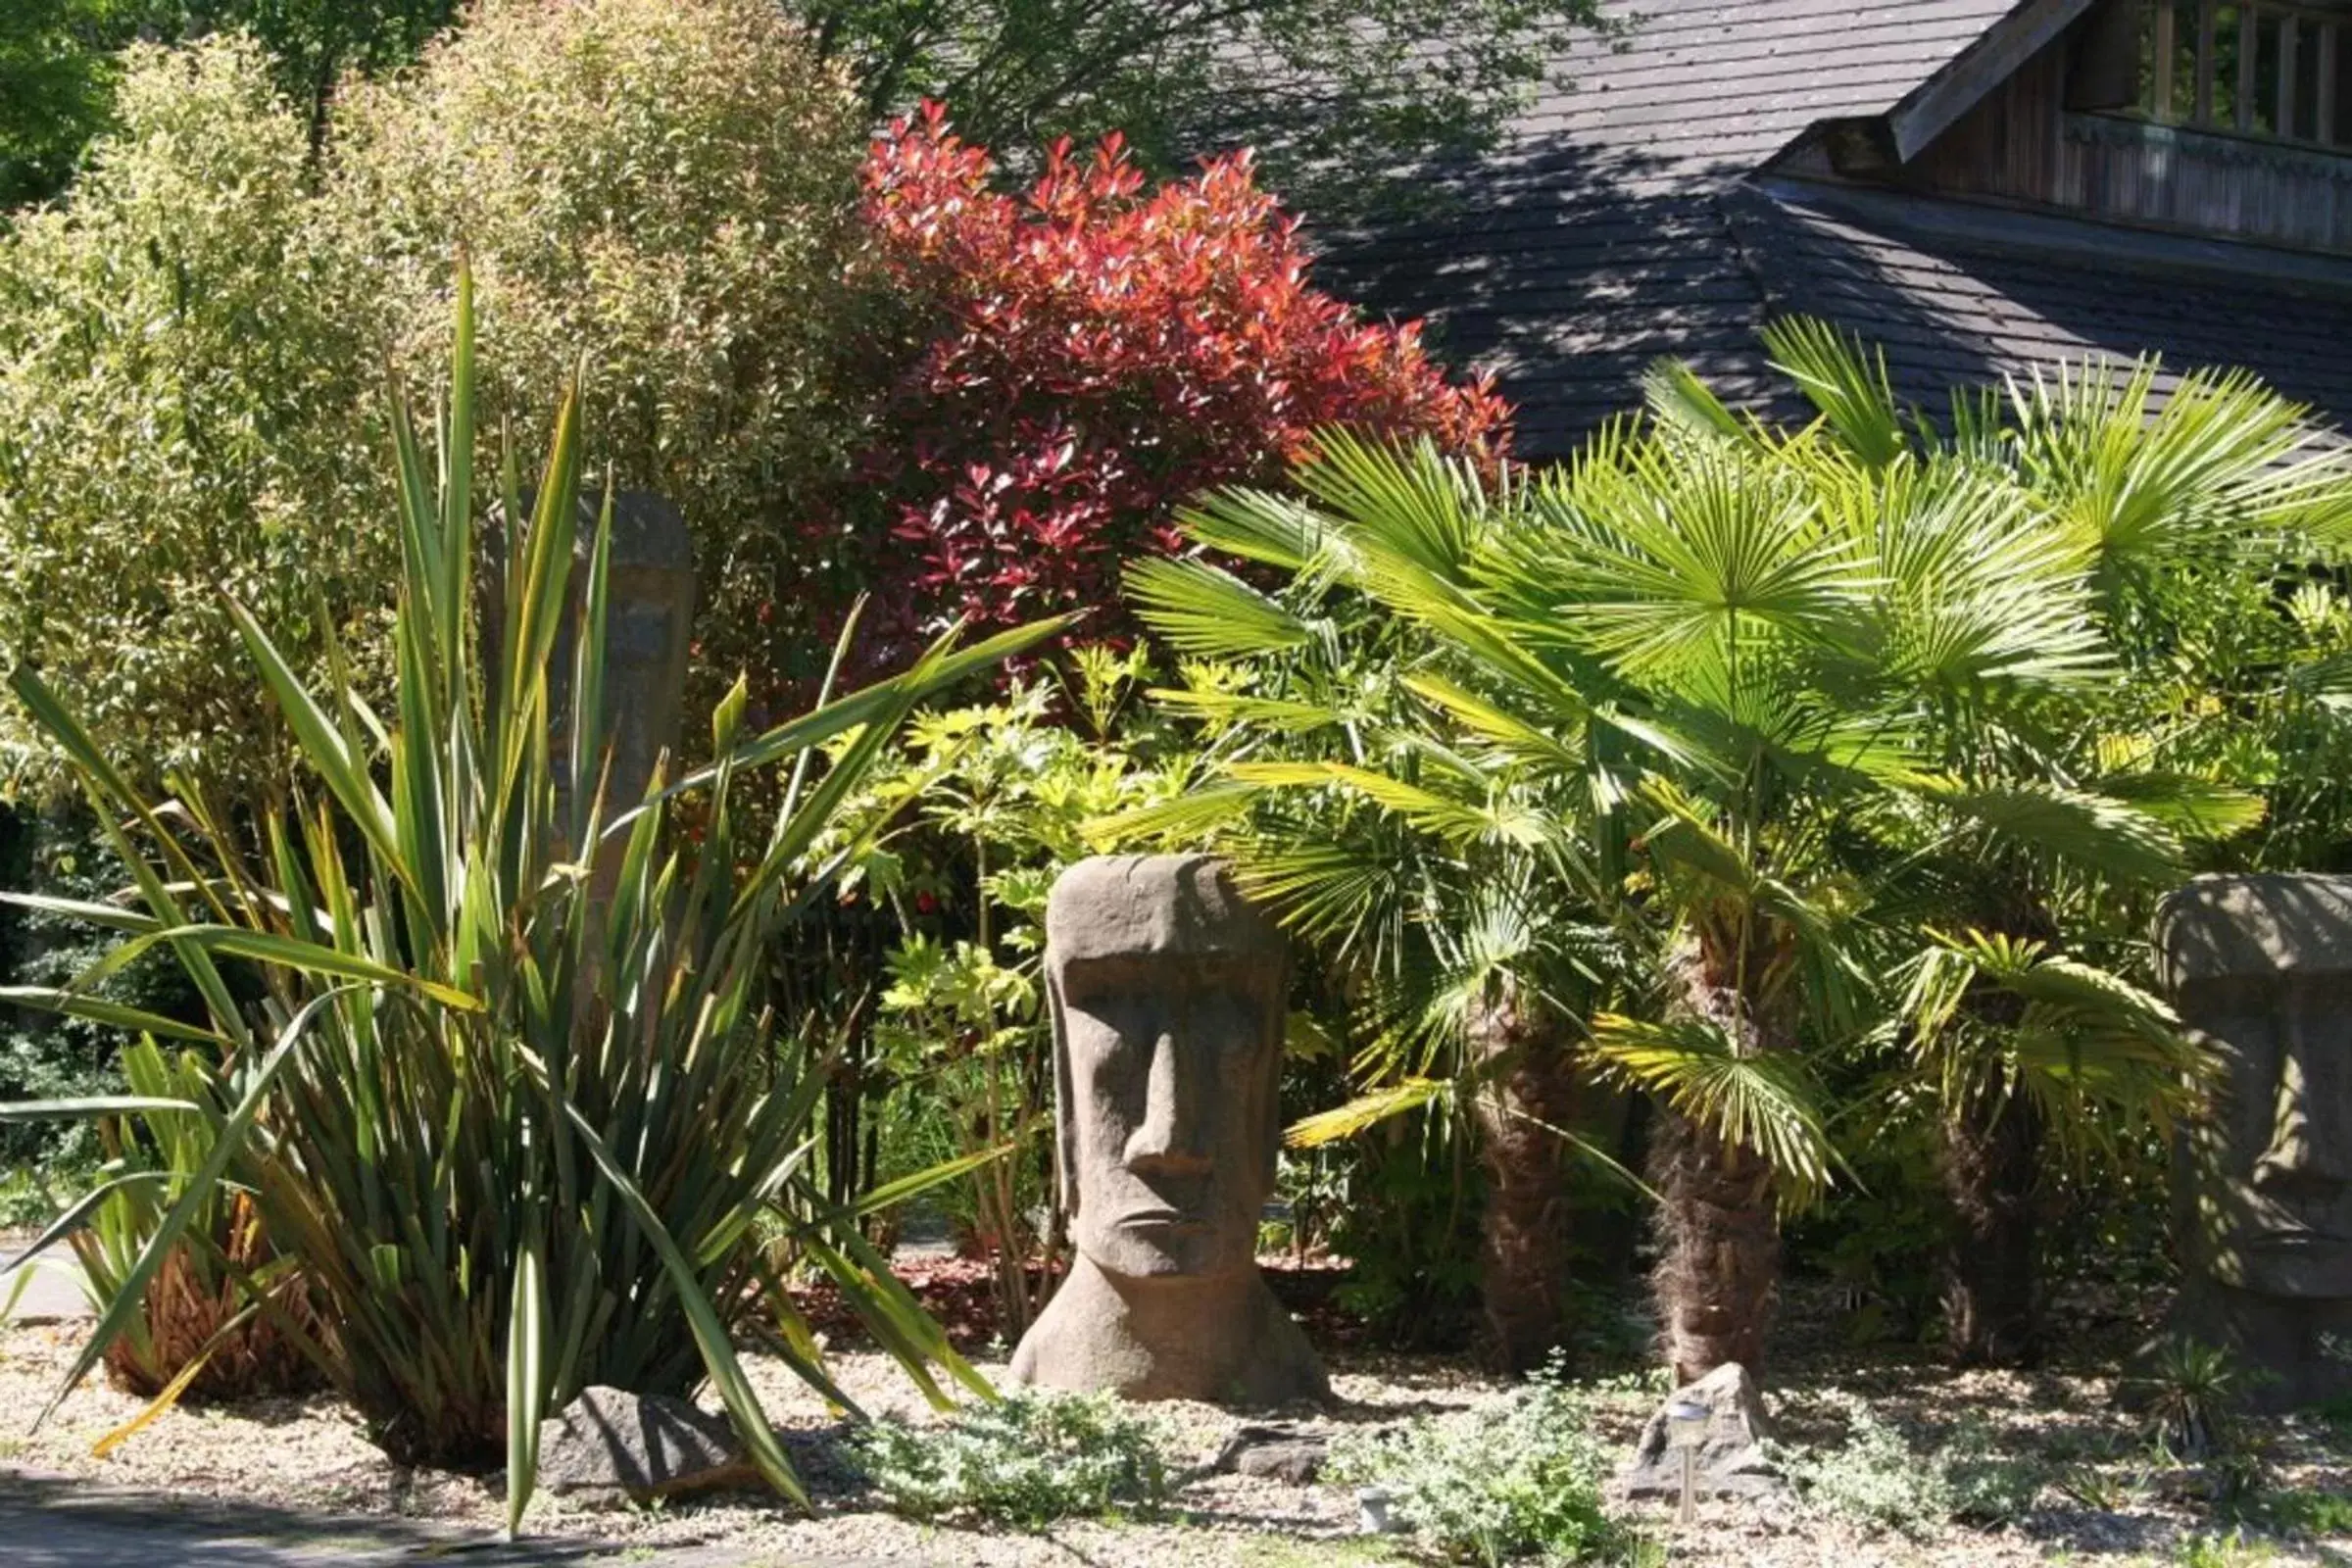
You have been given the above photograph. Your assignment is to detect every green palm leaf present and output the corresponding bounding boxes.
[1586,1012,1837,1208]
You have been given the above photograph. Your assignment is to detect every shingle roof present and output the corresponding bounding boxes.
[1500,0,2021,175]
[1330,0,2352,455]
[1731,184,2352,431]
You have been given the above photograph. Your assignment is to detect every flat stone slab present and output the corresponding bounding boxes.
[539,1386,761,1502]
[1211,1424,1327,1484]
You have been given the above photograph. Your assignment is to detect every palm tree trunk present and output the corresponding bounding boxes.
[1652,949,1787,1385]
[1466,988,1578,1373]
[1940,1075,2043,1366]
[1652,1109,1780,1384]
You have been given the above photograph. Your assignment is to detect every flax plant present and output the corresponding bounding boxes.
[0,274,1060,1530]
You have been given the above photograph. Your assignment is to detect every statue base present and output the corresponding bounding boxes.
[1007,1253,1330,1405]
[2168,1275,2352,1411]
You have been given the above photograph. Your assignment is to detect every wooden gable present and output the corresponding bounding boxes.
[1828,0,2352,255]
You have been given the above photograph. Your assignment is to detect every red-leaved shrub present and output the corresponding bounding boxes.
[842,102,1511,652]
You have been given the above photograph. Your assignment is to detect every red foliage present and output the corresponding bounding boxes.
[845,102,1512,648]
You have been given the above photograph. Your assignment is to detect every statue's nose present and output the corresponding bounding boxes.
[2253,1019,2352,1196]
[1124,1029,1210,1173]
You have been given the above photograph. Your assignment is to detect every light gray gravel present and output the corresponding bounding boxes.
[5,1303,2349,1567]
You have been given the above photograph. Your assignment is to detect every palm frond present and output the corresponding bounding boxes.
[1585,1011,1838,1208]
[2096,772,2267,841]
[1913,776,2184,885]
[1642,358,1754,446]
[1286,1077,1449,1148]
[1761,316,1909,468]
[1125,557,1313,659]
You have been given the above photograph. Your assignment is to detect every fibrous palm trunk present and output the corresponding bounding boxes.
[1653,949,1788,1386]
[1651,1110,1780,1384]
[1466,988,1579,1373]
[1940,1074,2043,1366]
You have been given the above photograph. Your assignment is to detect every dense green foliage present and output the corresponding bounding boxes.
[0,0,122,207]
[0,283,1051,1523]
[0,35,375,789]
[0,1,459,209]
[333,0,868,712]
[0,2,869,789]
[852,1389,1174,1525]
[1329,1366,1636,1564]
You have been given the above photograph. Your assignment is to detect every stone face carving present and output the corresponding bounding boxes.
[2160,873,2352,1408]
[1007,855,1330,1404]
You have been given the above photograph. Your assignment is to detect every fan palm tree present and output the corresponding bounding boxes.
[1127,425,1889,1384]
[1113,497,1627,1371]
[1122,318,2338,1382]
[1654,322,2351,1363]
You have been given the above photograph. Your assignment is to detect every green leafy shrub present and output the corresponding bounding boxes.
[0,34,377,788]
[1328,1369,1634,1565]
[853,1389,1174,1526]
[842,647,1193,1334]
[331,0,868,709]
[2,4,868,797]
[1776,1395,2044,1539]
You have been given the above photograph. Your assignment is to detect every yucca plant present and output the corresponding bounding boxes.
[68,1036,320,1403]
[0,271,1061,1530]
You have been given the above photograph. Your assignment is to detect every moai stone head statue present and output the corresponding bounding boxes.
[1007,855,1329,1404]
[2159,873,2352,1406]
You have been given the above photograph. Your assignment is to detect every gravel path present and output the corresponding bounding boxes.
[3,1286,2348,1567]
[0,1237,92,1325]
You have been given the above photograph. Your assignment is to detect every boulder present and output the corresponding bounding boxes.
[1618,1362,1780,1500]
[1211,1424,1328,1484]
[538,1386,762,1502]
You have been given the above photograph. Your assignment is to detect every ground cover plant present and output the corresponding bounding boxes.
[0,275,1059,1528]
[1772,1394,2045,1539]
[1327,1362,1642,1565]
[852,1386,1174,1526]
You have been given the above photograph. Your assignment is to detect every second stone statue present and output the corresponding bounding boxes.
[1007,855,1330,1404]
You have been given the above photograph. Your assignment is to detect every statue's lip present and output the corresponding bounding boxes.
[1114,1209,1208,1230]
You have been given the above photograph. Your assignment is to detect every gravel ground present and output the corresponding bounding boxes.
[3,1281,2348,1567]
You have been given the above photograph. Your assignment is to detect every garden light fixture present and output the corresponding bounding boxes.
[1666,1395,1710,1525]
